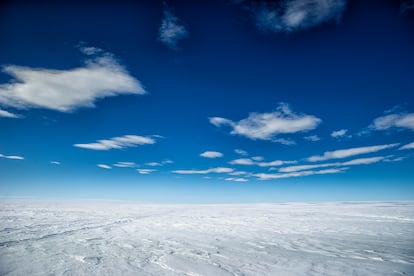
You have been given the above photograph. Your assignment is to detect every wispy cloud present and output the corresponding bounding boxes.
[0,47,145,115]
[235,149,248,155]
[307,143,399,162]
[0,154,24,160]
[158,5,188,49]
[246,0,346,33]
[0,109,19,118]
[74,135,156,151]
[400,141,414,150]
[225,177,248,182]
[229,157,295,167]
[369,113,414,132]
[331,129,348,138]
[254,168,346,180]
[280,156,386,172]
[50,161,61,165]
[200,151,223,158]
[97,164,112,169]
[172,167,233,175]
[229,158,255,165]
[113,162,137,168]
[137,169,156,175]
[209,103,321,142]
[145,160,174,167]
[304,135,320,142]
[252,156,264,161]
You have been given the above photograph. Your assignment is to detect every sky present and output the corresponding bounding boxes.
[0,0,414,203]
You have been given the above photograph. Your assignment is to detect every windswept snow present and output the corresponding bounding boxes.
[1,201,413,275]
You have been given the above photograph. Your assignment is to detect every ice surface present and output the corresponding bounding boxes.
[1,201,413,275]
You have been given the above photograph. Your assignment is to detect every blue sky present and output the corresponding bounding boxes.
[0,0,414,202]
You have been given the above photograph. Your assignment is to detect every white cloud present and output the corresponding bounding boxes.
[273,138,296,145]
[280,156,386,173]
[235,149,248,155]
[304,135,320,141]
[158,6,188,49]
[307,143,399,162]
[341,156,385,166]
[74,135,156,151]
[370,113,414,131]
[229,157,295,167]
[0,48,145,114]
[331,129,348,138]
[400,141,414,150]
[254,168,346,180]
[172,167,234,175]
[145,162,161,167]
[248,0,346,33]
[200,151,223,158]
[137,169,156,175]
[209,103,321,141]
[252,156,264,161]
[229,158,255,165]
[97,164,111,169]
[113,162,137,168]
[228,171,249,176]
[225,177,248,182]
[0,109,19,118]
[50,161,61,165]
[0,154,24,160]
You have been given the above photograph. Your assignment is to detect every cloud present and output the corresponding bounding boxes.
[200,151,223,158]
[307,143,399,162]
[400,141,414,150]
[279,156,385,172]
[97,164,111,169]
[331,129,347,138]
[229,157,295,167]
[113,162,137,168]
[0,154,24,160]
[0,47,145,115]
[235,149,248,155]
[304,135,320,141]
[225,177,248,182]
[158,5,188,49]
[74,135,156,150]
[228,171,249,176]
[209,103,321,141]
[229,158,255,165]
[247,0,346,33]
[137,169,156,175]
[172,167,234,175]
[252,156,264,161]
[254,168,346,180]
[0,109,19,118]
[50,161,61,165]
[369,113,414,131]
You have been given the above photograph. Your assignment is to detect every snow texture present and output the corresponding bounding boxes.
[1,201,413,275]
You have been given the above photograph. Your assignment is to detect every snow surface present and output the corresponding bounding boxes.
[1,201,413,275]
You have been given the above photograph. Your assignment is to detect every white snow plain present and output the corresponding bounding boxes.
[1,201,413,275]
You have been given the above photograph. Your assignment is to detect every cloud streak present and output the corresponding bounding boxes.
[0,47,145,115]
[0,109,19,118]
[97,164,112,169]
[254,168,346,180]
[0,154,24,160]
[210,103,321,142]
[307,143,399,162]
[172,167,233,175]
[247,0,346,33]
[158,5,188,49]
[74,135,156,151]
[370,113,414,132]
[200,151,223,158]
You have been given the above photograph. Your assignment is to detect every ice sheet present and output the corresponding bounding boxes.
[1,201,413,275]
